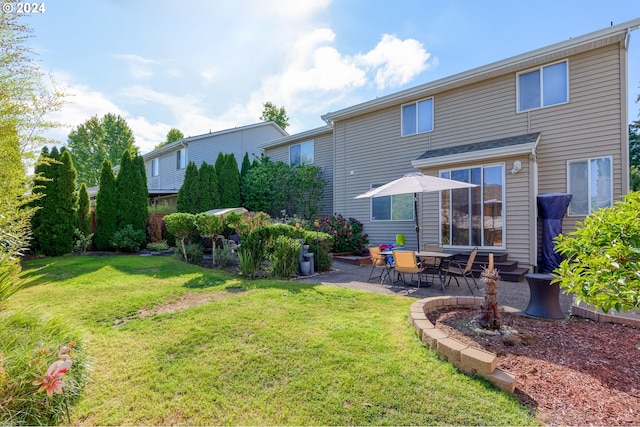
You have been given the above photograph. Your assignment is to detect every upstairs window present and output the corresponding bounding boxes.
[176,148,186,170]
[402,98,433,136]
[518,60,568,112]
[151,158,159,177]
[290,140,314,165]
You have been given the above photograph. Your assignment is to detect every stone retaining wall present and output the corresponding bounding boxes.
[410,296,640,394]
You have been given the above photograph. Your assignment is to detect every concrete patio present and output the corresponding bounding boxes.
[296,260,575,315]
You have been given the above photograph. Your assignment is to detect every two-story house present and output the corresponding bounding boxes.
[264,18,640,274]
[144,121,287,204]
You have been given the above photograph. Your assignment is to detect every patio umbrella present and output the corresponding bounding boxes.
[354,172,477,246]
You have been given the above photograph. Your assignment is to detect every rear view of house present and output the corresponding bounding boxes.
[320,18,640,274]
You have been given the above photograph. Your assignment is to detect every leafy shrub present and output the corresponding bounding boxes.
[314,214,368,254]
[238,246,259,279]
[146,241,170,252]
[184,242,204,263]
[555,191,640,313]
[110,224,147,252]
[148,200,176,214]
[0,312,89,426]
[164,213,196,262]
[270,236,301,279]
[0,254,21,310]
[72,229,93,254]
[215,243,237,269]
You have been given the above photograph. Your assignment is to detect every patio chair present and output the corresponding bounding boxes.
[442,247,479,294]
[367,246,392,284]
[420,243,443,283]
[392,250,427,288]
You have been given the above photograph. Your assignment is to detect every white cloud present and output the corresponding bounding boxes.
[358,34,435,90]
[112,53,159,80]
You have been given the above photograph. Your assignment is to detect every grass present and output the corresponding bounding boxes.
[5,255,536,425]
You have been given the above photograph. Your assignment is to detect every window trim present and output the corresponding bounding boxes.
[516,59,569,113]
[566,155,613,217]
[289,140,314,165]
[401,97,434,137]
[438,162,506,250]
[369,186,415,222]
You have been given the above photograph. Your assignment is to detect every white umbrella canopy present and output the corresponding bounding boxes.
[354,172,478,246]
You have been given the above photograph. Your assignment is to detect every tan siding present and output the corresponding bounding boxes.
[333,41,625,272]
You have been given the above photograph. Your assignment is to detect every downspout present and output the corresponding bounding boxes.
[530,139,539,272]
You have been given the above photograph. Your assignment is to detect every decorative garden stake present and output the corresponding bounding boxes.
[477,253,501,330]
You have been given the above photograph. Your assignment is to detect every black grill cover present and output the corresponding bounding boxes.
[537,192,572,273]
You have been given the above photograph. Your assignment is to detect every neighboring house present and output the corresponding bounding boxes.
[261,125,334,215]
[144,122,287,204]
[316,18,640,273]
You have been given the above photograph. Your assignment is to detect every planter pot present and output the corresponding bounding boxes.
[524,273,565,319]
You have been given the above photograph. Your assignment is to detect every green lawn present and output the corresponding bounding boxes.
[8,255,536,425]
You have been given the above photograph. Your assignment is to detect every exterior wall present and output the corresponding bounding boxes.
[264,129,334,215]
[145,123,285,192]
[332,41,627,271]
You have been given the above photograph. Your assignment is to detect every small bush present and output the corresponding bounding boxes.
[0,312,90,426]
[184,242,204,263]
[72,229,93,254]
[270,236,301,279]
[314,214,368,254]
[110,225,147,252]
[148,200,176,214]
[146,241,170,252]
[215,243,237,269]
[238,246,259,279]
[555,190,640,313]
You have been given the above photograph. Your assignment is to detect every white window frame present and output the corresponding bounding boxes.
[517,60,569,112]
[438,163,506,250]
[151,158,159,177]
[176,148,186,170]
[369,187,414,222]
[401,97,434,136]
[566,156,613,217]
[289,140,314,165]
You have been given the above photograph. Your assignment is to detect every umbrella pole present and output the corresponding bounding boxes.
[414,192,420,248]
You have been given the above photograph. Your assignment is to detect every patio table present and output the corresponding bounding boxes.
[415,251,454,292]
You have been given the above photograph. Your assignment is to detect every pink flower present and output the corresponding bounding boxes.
[33,349,73,397]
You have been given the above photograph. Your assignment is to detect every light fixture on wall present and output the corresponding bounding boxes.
[511,160,522,174]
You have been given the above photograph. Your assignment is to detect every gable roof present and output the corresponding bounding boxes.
[259,125,332,149]
[412,133,540,168]
[143,121,288,159]
[322,18,640,124]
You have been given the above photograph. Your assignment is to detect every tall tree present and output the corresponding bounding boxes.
[1,12,64,266]
[198,162,214,212]
[31,148,78,256]
[177,162,201,213]
[240,152,252,207]
[154,128,185,150]
[219,154,241,208]
[630,124,640,169]
[133,153,149,230]
[95,159,118,250]
[116,150,148,233]
[260,101,289,130]
[76,182,92,236]
[214,152,226,184]
[67,113,136,187]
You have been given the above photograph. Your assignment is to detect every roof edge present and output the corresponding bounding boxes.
[323,18,640,123]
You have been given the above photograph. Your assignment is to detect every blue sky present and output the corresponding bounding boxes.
[23,0,640,154]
